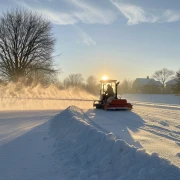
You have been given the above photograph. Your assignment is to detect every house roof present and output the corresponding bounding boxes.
[166,79,177,85]
[133,78,162,86]
[149,79,162,86]
[135,78,151,85]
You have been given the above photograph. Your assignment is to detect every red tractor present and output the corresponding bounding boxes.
[93,79,133,110]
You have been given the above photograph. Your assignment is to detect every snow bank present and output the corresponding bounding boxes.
[50,106,180,180]
[0,83,95,110]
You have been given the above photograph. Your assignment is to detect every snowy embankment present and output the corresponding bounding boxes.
[50,106,180,180]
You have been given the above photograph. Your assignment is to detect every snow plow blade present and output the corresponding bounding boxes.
[104,99,133,110]
[94,99,133,111]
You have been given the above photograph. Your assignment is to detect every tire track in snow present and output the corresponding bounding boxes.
[86,107,180,143]
[132,105,180,142]
[85,104,180,167]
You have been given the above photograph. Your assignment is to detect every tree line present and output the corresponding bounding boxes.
[56,74,100,95]
[51,69,180,95]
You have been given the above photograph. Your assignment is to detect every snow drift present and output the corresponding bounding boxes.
[50,106,180,180]
[0,83,95,110]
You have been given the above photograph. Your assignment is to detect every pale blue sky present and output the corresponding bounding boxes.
[0,0,180,81]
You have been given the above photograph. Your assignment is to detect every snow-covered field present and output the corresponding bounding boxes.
[0,93,180,180]
[122,94,180,105]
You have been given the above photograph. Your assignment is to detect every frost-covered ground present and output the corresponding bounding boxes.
[0,93,180,179]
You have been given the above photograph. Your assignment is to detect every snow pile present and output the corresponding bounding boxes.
[0,83,95,110]
[50,106,180,180]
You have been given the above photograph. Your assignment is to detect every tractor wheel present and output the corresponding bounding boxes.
[95,104,103,109]
[104,104,108,111]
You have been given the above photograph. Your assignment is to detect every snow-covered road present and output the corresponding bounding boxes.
[0,110,67,180]
[0,110,58,146]
[85,104,180,167]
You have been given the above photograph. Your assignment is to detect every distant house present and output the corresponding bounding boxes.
[132,76,162,94]
[166,79,177,93]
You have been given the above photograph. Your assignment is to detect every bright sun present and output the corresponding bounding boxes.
[102,75,108,80]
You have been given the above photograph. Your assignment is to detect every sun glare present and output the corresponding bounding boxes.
[102,75,108,81]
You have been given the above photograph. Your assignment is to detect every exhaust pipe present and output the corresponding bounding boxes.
[115,82,120,99]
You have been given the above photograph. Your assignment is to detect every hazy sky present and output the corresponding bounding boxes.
[0,0,180,81]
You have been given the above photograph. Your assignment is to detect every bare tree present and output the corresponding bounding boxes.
[26,62,58,86]
[86,75,98,94]
[173,70,180,94]
[63,73,84,88]
[0,9,56,82]
[119,79,133,94]
[86,76,97,86]
[152,68,174,90]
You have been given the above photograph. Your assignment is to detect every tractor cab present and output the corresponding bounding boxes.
[99,79,118,101]
[93,79,133,110]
